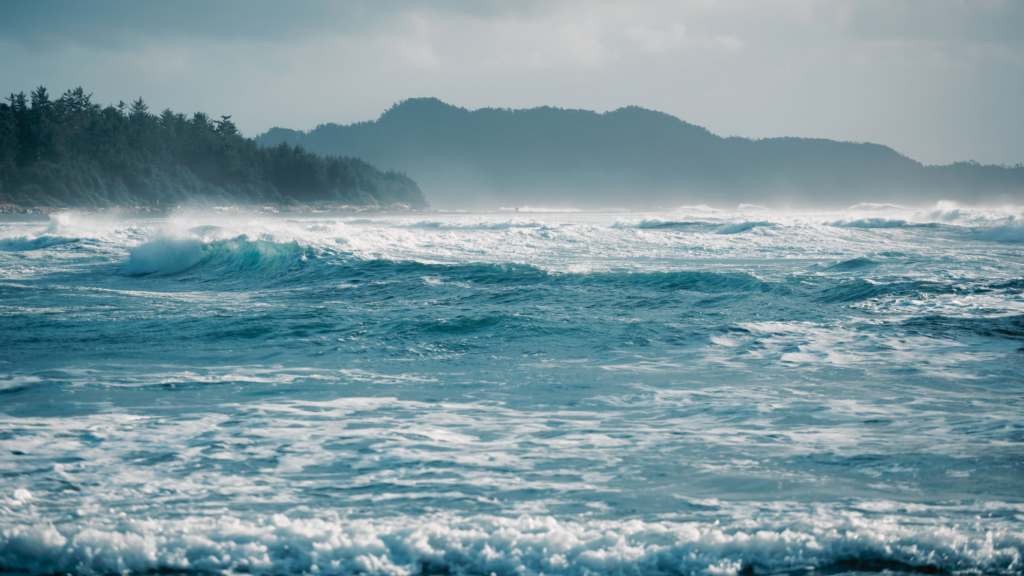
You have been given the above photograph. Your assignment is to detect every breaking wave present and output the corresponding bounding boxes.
[6,208,1024,576]
[828,218,908,229]
[715,221,775,234]
[978,219,1024,242]
[825,256,879,271]
[1,510,1020,576]
[402,219,545,230]
[846,203,908,211]
[120,235,311,276]
[611,219,706,229]
[0,235,80,251]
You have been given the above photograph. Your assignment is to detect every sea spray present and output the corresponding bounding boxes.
[2,205,1023,576]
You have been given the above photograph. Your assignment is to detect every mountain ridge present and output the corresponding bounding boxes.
[257,98,1023,209]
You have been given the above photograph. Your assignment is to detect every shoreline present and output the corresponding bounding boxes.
[0,201,429,216]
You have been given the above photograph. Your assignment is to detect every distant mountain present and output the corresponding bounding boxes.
[257,98,1023,209]
[0,87,427,212]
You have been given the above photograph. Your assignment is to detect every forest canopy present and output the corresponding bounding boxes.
[0,86,427,211]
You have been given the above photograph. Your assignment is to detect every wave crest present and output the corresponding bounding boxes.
[978,218,1024,242]
[403,219,544,230]
[0,511,1019,576]
[828,218,908,229]
[0,235,80,251]
[120,235,310,276]
[611,219,705,229]
[715,221,774,235]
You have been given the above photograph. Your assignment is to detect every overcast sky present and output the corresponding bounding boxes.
[2,0,1022,166]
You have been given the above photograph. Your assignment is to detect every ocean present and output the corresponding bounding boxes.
[1,204,1022,575]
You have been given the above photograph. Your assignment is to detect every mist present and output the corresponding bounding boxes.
[257,98,1024,211]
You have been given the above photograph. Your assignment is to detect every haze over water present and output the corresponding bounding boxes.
[1,204,1022,575]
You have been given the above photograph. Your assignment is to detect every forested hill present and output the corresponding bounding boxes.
[0,87,427,212]
[258,98,1024,209]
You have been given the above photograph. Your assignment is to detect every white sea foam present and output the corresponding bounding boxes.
[0,212,117,251]
[611,218,707,229]
[12,205,1006,279]
[0,374,43,392]
[672,204,717,213]
[120,237,207,275]
[919,200,972,222]
[828,218,908,228]
[846,203,909,211]
[402,219,544,230]
[0,509,1020,576]
[5,205,1021,277]
[0,235,80,251]
[978,218,1024,242]
[3,207,1024,576]
[715,221,774,234]
[496,206,583,213]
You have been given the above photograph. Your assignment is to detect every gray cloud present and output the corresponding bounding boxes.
[1,0,1022,166]
[1,1,380,48]
[842,0,1024,43]
[0,0,555,47]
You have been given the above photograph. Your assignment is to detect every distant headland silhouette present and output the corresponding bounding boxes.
[258,98,1024,209]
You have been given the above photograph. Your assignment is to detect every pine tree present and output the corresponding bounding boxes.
[0,85,428,210]
[30,86,50,110]
[215,115,238,136]
[129,98,149,118]
[5,92,28,113]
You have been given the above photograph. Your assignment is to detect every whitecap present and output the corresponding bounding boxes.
[0,511,1019,576]
[715,221,775,234]
[0,235,80,251]
[978,218,1024,242]
[120,237,207,275]
[611,219,704,229]
[828,218,908,228]
[846,203,908,211]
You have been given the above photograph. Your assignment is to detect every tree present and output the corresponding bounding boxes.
[191,111,211,129]
[0,85,428,210]
[0,103,18,197]
[215,115,238,137]
[129,97,149,118]
[59,87,93,113]
[6,92,28,113]
[30,86,50,110]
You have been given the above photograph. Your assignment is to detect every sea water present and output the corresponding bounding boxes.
[1,204,1022,575]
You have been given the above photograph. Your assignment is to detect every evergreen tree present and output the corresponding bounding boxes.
[30,86,51,110]
[129,97,149,118]
[0,86,427,211]
[216,116,238,137]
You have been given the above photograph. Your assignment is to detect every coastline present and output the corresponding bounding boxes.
[0,201,428,216]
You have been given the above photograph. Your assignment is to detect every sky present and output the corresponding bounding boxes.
[2,0,1022,167]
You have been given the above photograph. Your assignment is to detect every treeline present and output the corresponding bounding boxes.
[258,98,1024,208]
[0,87,427,211]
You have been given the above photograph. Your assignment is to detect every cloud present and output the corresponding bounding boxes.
[623,23,689,55]
[841,0,1024,43]
[0,0,1022,166]
[0,0,554,48]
